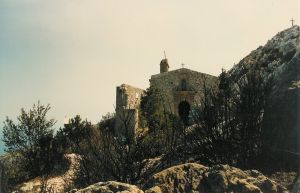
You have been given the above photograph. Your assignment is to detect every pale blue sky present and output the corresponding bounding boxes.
[0,0,299,152]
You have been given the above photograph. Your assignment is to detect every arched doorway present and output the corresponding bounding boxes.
[178,101,191,125]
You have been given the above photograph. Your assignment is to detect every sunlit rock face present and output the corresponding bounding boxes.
[73,181,144,193]
[228,26,300,168]
[144,163,288,193]
[75,163,288,193]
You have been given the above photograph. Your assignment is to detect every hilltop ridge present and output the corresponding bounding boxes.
[227,25,300,170]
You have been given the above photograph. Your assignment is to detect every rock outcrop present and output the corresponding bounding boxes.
[13,154,79,193]
[269,172,298,191]
[201,165,288,193]
[144,163,288,193]
[74,181,144,193]
[75,163,289,193]
[292,173,300,193]
[228,25,300,166]
[144,163,208,193]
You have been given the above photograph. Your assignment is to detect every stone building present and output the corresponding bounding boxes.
[115,84,144,138]
[115,58,217,137]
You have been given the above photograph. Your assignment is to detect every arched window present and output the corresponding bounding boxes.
[181,79,187,91]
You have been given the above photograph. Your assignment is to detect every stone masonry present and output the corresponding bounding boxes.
[115,59,218,137]
[150,67,217,115]
[115,84,145,138]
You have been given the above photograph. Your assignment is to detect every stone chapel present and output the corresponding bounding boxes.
[115,58,217,137]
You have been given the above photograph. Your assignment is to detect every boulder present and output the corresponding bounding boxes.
[269,172,297,190]
[201,165,288,193]
[73,163,289,193]
[144,163,207,193]
[143,163,289,193]
[74,181,144,193]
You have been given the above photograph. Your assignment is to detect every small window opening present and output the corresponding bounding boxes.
[181,79,187,91]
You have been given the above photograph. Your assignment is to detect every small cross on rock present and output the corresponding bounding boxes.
[181,63,185,68]
[290,18,295,26]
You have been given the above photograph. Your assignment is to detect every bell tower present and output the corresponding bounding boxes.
[160,58,169,73]
[160,51,169,73]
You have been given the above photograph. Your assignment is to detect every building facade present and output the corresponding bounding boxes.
[115,58,218,137]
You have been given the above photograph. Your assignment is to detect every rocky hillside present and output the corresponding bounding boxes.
[73,163,289,193]
[2,26,298,193]
[229,25,299,82]
[12,154,78,193]
[229,25,300,168]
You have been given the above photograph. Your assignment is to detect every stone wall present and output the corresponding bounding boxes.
[115,68,217,136]
[115,84,145,138]
[115,109,139,139]
[116,84,144,110]
[149,68,218,115]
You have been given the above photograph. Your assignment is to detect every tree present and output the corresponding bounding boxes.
[189,80,228,165]
[56,115,91,154]
[235,68,273,168]
[188,68,273,169]
[69,112,162,189]
[140,87,167,132]
[98,113,116,133]
[140,87,184,162]
[2,102,60,179]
